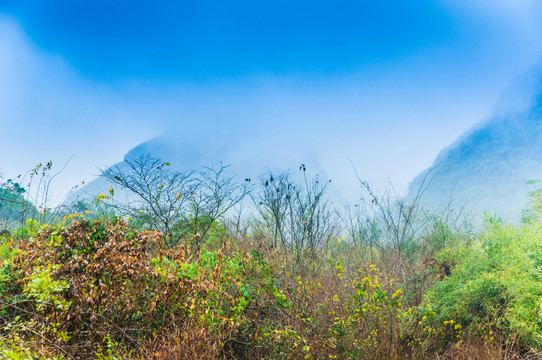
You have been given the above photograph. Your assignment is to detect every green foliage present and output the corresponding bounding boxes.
[23,264,71,311]
[172,215,228,250]
[4,163,542,358]
[423,213,542,348]
[12,219,42,239]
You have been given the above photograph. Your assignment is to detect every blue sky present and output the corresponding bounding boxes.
[0,0,453,80]
[0,0,541,203]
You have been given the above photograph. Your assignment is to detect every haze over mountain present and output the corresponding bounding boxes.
[408,66,542,221]
[67,131,335,205]
[2,1,542,205]
[76,65,542,221]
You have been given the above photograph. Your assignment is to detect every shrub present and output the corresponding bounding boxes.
[422,214,542,351]
[0,218,264,358]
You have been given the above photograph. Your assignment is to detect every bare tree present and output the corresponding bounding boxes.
[182,163,251,243]
[289,164,335,259]
[102,155,250,245]
[254,165,335,260]
[253,169,293,249]
[348,162,438,255]
[102,154,197,238]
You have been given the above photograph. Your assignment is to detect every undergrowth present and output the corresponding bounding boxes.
[0,163,541,359]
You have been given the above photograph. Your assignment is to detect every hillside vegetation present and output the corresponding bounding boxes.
[0,157,541,359]
[409,74,542,221]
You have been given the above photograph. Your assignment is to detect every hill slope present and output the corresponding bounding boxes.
[408,70,542,221]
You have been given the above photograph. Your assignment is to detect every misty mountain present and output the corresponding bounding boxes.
[73,66,542,222]
[408,69,542,222]
[67,132,333,205]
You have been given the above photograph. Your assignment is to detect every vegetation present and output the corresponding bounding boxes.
[0,157,541,359]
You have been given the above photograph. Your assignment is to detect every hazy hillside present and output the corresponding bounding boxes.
[408,69,542,221]
[68,133,331,204]
[75,67,542,221]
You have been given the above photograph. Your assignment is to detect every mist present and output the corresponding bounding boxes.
[1,0,542,205]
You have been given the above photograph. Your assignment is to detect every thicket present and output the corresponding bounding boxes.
[0,157,541,359]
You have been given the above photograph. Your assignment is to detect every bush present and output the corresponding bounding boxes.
[0,218,270,358]
[422,213,542,351]
[3,173,542,359]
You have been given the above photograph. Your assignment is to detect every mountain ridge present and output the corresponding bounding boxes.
[408,68,542,221]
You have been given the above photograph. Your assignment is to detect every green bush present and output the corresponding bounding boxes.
[423,212,542,349]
